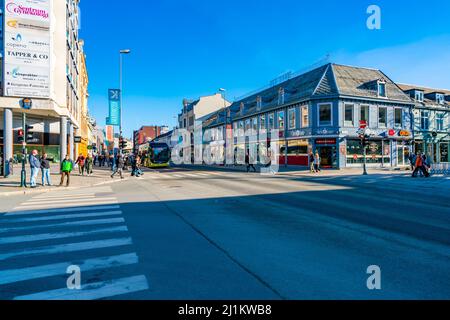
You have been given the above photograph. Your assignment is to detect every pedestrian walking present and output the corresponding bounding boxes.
[309,151,315,173]
[85,154,93,176]
[75,153,86,176]
[409,153,416,171]
[111,154,125,179]
[29,150,40,188]
[314,151,321,173]
[60,155,73,187]
[412,153,430,178]
[40,153,52,186]
[245,151,256,172]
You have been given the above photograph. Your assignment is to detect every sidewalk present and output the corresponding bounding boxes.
[0,164,130,197]
[176,163,412,176]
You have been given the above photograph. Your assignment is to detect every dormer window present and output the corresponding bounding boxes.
[278,88,285,105]
[256,96,262,110]
[378,80,386,98]
[415,90,424,102]
[240,102,245,115]
[436,93,445,104]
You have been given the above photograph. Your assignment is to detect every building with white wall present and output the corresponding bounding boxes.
[0,0,84,176]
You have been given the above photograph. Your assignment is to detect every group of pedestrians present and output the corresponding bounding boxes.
[75,154,94,176]
[110,153,144,179]
[410,152,431,178]
[28,150,53,188]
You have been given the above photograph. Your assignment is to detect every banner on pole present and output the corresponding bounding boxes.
[108,89,121,126]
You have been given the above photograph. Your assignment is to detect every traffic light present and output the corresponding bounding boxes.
[25,125,34,143]
[18,129,25,143]
[119,137,127,149]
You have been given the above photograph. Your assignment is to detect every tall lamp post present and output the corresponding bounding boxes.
[119,49,131,155]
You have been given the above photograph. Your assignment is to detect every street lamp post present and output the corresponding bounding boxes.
[119,49,131,155]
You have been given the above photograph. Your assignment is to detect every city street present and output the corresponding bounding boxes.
[0,167,449,300]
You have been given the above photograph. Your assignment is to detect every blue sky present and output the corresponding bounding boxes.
[79,0,450,138]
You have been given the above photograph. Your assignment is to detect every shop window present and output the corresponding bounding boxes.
[318,103,332,126]
[378,107,387,128]
[287,140,308,155]
[302,106,309,128]
[288,108,296,130]
[394,109,403,128]
[344,104,354,127]
[346,139,389,165]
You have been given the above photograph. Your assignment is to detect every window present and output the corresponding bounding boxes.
[319,104,332,126]
[415,91,424,102]
[268,113,275,130]
[252,117,258,131]
[378,107,387,127]
[420,111,429,130]
[394,109,403,128]
[378,82,386,97]
[302,106,309,127]
[288,108,296,129]
[287,140,309,155]
[436,94,445,104]
[278,88,285,105]
[260,114,266,130]
[360,105,369,124]
[278,111,285,130]
[344,104,354,127]
[245,119,251,131]
[256,96,262,110]
[436,113,445,131]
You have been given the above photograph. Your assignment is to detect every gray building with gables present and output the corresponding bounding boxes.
[199,63,416,169]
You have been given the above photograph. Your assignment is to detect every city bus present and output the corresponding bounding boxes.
[145,142,171,168]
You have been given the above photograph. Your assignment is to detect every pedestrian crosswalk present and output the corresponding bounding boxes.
[0,188,149,300]
[151,170,229,180]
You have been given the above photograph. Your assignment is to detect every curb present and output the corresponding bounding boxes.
[0,176,130,197]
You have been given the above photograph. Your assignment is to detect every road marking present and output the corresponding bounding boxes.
[0,253,139,286]
[0,237,133,261]
[13,201,119,211]
[17,197,118,206]
[7,205,121,216]
[1,211,123,223]
[0,218,125,234]
[14,275,149,300]
[0,226,128,245]
[30,195,96,201]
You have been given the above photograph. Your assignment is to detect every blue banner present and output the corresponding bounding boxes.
[108,89,121,126]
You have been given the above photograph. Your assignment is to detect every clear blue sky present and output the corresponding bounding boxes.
[79,0,450,138]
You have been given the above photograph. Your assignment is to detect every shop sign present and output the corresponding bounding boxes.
[388,129,396,136]
[316,139,336,145]
[399,130,410,137]
[74,136,82,144]
[369,142,379,153]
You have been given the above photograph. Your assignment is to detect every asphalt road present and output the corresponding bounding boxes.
[0,167,449,300]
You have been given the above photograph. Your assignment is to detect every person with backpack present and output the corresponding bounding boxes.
[60,155,73,187]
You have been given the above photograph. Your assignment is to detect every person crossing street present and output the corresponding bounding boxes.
[75,154,86,176]
[111,154,125,179]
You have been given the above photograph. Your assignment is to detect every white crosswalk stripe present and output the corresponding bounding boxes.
[0,188,149,300]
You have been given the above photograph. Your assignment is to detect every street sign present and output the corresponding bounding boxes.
[20,98,33,110]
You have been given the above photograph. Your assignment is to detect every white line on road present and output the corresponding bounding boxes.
[0,237,133,261]
[6,205,121,216]
[0,218,125,234]
[1,210,123,223]
[13,201,119,211]
[0,253,139,286]
[18,197,118,206]
[13,275,149,300]
[30,195,97,201]
[0,226,128,245]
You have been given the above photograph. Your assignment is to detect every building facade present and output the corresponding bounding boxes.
[400,84,450,163]
[199,63,415,169]
[133,126,166,154]
[0,0,85,176]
